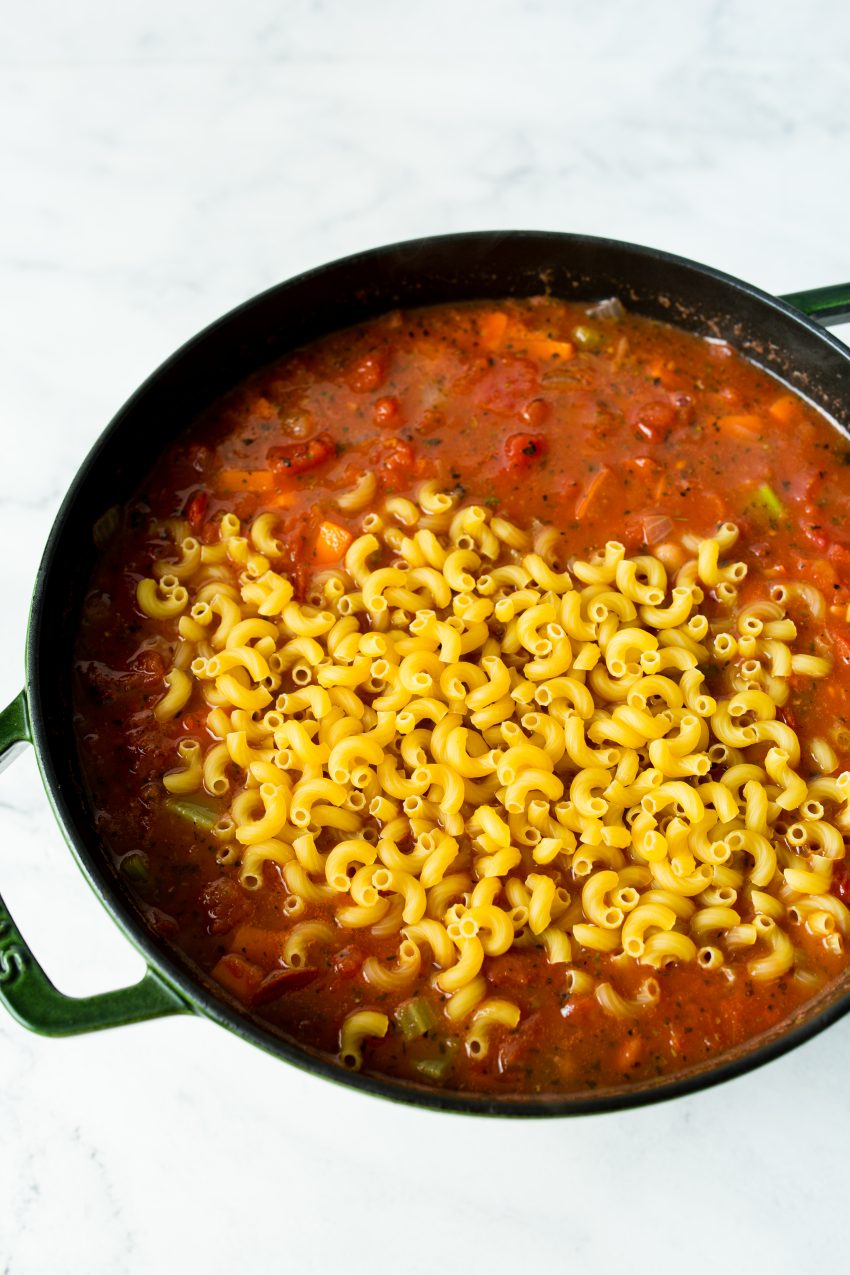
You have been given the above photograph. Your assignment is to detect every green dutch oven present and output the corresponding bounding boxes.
[2,232,850,1115]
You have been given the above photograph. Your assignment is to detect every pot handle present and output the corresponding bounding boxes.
[0,689,189,1035]
[780,283,850,328]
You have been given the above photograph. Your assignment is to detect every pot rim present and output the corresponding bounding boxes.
[25,228,850,1115]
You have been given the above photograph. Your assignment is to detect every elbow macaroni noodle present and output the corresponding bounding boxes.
[139,486,843,1067]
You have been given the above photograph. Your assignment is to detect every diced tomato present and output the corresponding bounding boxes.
[348,354,387,393]
[144,906,179,940]
[332,946,362,979]
[520,398,549,428]
[830,629,850,665]
[832,862,850,905]
[504,433,547,469]
[374,395,400,426]
[201,877,250,936]
[252,966,320,1005]
[280,509,318,599]
[496,1010,546,1073]
[131,650,166,683]
[268,432,336,476]
[184,490,209,533]
[377,437,417,479]
[828,541,850,576]
[634,399,676,441]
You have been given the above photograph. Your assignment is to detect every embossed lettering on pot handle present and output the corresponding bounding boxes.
[0,690,189,1035]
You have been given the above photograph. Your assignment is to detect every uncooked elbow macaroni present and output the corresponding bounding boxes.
[140,485,844,1069]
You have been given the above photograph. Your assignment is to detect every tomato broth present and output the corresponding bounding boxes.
[74,297,850,1094]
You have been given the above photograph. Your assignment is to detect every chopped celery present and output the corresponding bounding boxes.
[572,324,603,351]
[413,1055,453,1083]
[756,483,785,520]
[395,997,437,1041]
[163,796,219,830]
[119,851,152,887]
[92,504,121,548]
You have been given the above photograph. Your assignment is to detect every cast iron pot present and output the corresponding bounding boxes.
[2,231,850,1116]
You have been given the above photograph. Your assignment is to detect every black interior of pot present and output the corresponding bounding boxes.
[27,231,850,1113]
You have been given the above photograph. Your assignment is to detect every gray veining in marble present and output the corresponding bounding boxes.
[2,1,849,1270]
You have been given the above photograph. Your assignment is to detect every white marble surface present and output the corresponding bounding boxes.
[2,1,850,1269]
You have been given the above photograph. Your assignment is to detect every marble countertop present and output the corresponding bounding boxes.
[2,1,850,1270]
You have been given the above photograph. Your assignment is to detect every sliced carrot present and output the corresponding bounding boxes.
[575,466,613,520]
[480,311,509,349]
[217,468,275,493]
[768,394,799,425]
[313,519,354,564]
[230,924,287,968]
[211,953,264,1003]
[615,1035,643,1072]
[715,414,764,438]
[523,337,575,361]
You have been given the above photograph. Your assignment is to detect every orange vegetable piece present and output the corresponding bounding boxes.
[575,466,613,520]
[616,1035,643,1072]
[523,337,575,361]
[715,414,764,438]
[248,396,278,422]
[211,953,264,1003]
[230,924,287,968]
[313,519,354,564]
[217,468,275,493]
[769,394,799,425]
[480,311,508,349]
